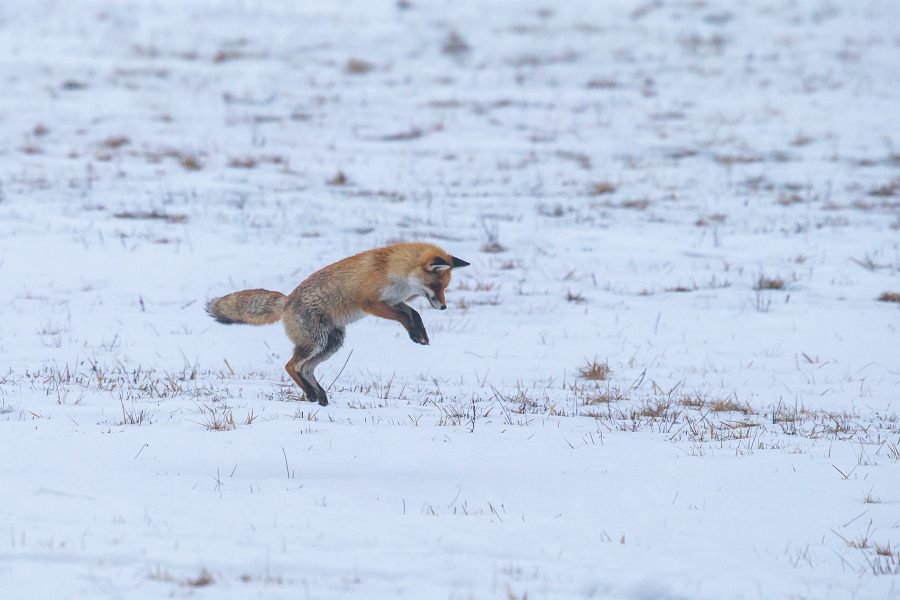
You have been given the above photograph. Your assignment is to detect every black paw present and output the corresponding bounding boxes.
[409,327,430,345]
[315,387,329,406]
[304,389,328,406]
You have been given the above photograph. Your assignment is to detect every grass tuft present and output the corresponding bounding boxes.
[327,171,348,186]
[862,488,882,504]
[442,31,471,57]
[229,156,257,169]
[566,290,587,304]
[185,569,215,587]
[345,58,375,74]
[708,396,753,414]
[578,359,610,381]
[589,182,616,196]
[178,153,202,171]
[755,275,785,290]
[104,135,130,149]
[869,178,900,197]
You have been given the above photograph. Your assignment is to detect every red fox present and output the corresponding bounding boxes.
[206,243,469,406]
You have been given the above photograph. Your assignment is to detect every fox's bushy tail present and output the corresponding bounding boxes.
[206,289,286,325]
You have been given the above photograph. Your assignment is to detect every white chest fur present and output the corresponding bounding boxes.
[380,273,423,305]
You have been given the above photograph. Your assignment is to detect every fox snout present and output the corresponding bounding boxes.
[426,289,447,310]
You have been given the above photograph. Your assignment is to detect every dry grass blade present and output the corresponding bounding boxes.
[379,128,424,142]
[114,210,188,224]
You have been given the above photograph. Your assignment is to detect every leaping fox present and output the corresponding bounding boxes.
[206,243,469,406]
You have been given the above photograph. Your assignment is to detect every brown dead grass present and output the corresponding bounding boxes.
[327,171,348,186]
[777,193,804,206]
[755,276,785,291]
[708,397,754,414]
[620,198,650,210]
[185,569,215,587]
[589,182,616,196]
[639,399,670,418]
[578,359,610,381]
[442,31,471,57]
[345,58,375,74]
[869,178,900,198]
[113,210,188,224]
[229,157,257,169]
[104,135,130,149]
[145,148,203,170]
[566,290,587,304]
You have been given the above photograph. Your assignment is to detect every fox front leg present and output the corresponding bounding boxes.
[397,303,429,345]
[362,301,429,345]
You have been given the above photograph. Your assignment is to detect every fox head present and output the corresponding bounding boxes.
[420,253,470,310]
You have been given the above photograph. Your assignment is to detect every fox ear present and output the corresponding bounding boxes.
[451,256,470,269]
[427,256,452,272]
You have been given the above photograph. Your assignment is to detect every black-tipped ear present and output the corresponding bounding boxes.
[427,256,452,272]
[451,256,470,269]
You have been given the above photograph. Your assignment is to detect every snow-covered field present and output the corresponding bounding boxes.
[2,0,899,597]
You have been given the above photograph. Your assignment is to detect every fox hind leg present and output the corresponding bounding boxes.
[298,328,345,406]
[285,343,322,404]
[285,328,345,406]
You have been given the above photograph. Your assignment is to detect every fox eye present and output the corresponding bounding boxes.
[427,257,451,272]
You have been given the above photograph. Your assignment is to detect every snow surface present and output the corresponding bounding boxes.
[1,0,899,598]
